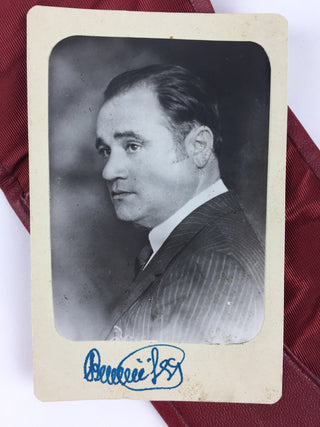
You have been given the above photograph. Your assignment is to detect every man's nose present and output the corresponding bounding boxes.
[102,151,128,182]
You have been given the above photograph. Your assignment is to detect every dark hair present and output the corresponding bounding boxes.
[103,65,222,154]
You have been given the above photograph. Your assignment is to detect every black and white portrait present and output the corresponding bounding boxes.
[49,37,270,343]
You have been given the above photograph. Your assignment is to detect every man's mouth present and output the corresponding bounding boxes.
[111,190,134,200]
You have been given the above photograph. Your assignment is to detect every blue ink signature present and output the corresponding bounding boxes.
[83,344,185,391]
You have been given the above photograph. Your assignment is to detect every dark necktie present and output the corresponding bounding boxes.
[134,242,153,276]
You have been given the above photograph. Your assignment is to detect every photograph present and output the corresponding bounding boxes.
[49,36,270,343]
[29,9,287,402]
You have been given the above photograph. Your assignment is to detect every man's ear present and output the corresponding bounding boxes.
[185,125,214,168]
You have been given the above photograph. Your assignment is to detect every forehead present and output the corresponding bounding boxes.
[97,84,169,134]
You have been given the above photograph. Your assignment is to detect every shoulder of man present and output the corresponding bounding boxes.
[170,191,265,281]
[153,218,264,344]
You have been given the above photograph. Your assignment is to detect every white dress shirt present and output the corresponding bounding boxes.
[145,179,228,268]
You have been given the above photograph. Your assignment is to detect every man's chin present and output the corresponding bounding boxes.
[114,208,152,229]
[114,206,142,224]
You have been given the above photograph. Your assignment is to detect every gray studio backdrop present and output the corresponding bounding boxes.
[49,37,270,340]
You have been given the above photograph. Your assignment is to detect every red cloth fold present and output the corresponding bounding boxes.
[153,347,320,426]
[284,108,320,379]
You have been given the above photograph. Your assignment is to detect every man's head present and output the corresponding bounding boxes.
[96,65,221,229]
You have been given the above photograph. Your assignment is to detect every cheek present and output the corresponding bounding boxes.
[145,156,178,179]
[132,150,189,193]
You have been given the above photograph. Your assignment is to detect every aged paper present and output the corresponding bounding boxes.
[28,6,287,402]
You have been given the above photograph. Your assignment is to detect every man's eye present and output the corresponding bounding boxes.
[98,147,111,159]
[126,143,141,153]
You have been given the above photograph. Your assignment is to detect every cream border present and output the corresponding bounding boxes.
[27,7,287,402]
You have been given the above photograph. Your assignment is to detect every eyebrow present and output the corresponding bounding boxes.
[113,131,144,141]
[95,131,145,150]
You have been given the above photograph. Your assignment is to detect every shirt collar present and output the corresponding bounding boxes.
[146,179,228,265]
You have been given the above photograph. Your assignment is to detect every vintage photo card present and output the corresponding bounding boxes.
[28,6,287,402]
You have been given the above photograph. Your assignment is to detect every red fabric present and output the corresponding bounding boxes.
[153,348,320,427]
[284,108,320,378]
[0,0,214,232]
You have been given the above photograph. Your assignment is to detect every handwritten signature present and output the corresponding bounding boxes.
[83,344,185,391]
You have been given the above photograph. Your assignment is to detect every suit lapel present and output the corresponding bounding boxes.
[150,191,237,274]
[118,192,237,314]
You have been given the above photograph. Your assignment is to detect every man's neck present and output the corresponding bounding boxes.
[144,179,228,268]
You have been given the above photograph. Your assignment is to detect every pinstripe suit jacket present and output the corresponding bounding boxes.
[108,192,264,344]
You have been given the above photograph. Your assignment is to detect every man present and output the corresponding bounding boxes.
[96,65,264,344]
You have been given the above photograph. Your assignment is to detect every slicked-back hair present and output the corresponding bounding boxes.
[103,65,222,154]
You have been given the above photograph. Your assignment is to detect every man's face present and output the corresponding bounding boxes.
[96,84,198,229]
